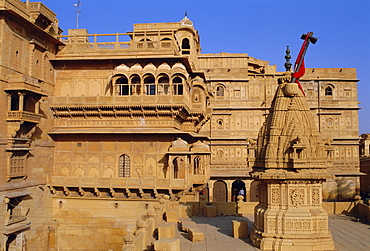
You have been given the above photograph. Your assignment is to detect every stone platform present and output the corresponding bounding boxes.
[175,214,370,251]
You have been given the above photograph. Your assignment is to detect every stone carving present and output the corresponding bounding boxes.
[289,188,304,208]
[249,73,334,250]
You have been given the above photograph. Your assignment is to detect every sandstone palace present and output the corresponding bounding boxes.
[0,1,361,250]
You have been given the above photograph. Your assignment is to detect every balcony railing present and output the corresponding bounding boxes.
[7,111,42,123]
[50,95,190,109]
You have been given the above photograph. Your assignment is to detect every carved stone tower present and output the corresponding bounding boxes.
[249,73,335,250]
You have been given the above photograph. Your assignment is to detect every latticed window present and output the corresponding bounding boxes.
[118,154,130,177]
[9,152,27,177]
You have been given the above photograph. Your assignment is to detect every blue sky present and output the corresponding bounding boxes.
[38,0,369,134]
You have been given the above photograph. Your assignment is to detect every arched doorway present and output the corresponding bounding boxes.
[213,180,227,202]
[232,180,246,202]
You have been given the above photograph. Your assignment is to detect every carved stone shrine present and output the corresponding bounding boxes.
[249,73,335,250]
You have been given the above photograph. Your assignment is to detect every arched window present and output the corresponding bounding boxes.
[181,38,190,54]
[216,85,224,97]
[158,75,170,95]
[118,154,130,177]
[130,75,141,95]
[161,38,171,48]
[144,75,155,95]
[173,76,183,95]
[138,38,153,49]
[116,76,129,95]
[325,86,333,96]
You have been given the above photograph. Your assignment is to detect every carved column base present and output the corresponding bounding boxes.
[250,179,334,251]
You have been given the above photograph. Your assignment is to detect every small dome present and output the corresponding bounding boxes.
[113,64,129,72]
[180,16,193,27]
[143,63,156,72]
[158,62,171,71]
[172,62,186,71]
[169,138,188,150]
[130,63,143,71]
[191,140,210,150]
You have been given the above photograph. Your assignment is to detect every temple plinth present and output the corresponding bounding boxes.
[249,73,335,250]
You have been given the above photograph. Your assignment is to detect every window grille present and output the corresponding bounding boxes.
[9,152,27,177]
[118,154,130,177]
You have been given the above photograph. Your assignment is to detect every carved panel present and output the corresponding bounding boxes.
[271,187,280,204]
[267,218,276,232]
[312,188,320,205]
[289,188,305,208]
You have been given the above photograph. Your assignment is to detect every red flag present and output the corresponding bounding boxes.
[292,33,310,96]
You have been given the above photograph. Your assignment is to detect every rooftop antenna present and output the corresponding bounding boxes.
[74,1,82,29]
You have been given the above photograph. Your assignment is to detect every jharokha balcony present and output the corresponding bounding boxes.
[7,110,42,123]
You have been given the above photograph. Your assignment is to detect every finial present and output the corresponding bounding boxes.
[74,1,82,29]
[284,46,292,71]
[185,11,188,17]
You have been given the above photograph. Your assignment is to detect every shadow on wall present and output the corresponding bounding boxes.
[323,178,358,202]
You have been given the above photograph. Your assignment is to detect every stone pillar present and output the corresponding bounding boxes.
[226,180,233,202]
[245,179,253,202]
[7,94,11,111]
[35,100,40,114]
[208,180,215,202]
[18,92,25,111]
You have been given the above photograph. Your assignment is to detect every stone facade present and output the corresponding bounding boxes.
[0,0,360,250]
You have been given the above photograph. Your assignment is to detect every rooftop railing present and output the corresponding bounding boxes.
[58,32,181,55]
